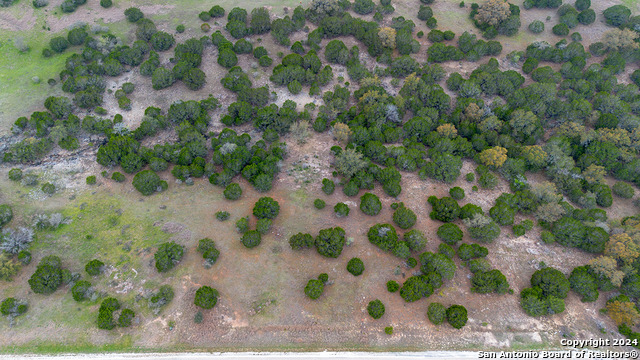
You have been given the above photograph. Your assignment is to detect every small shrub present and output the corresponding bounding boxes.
[197,238,220,264]
[86,176,96,185]
[256,218,272,234]
[111,172,125,183]
[8,169,23,182]
[347,257,365,276]
[235,217,249,234]
[446,304,468,329]
[304,278,325,299]
[360,193,382,216]
[367,299,385,319]
[253,197,280,219]
[215,211,230,221]
[528,20,544,33]
[449,187,465,200]
[387,280,399,292]
[154,242,184,272]
[224,183,242,200]
[427,302,446,325]
[241,230,262,248]
[194,286,219,309]
[85,259,104,276]
[334,202,350,217]
[384,326,393,335]
[314,199,326,209]
[322,178,335,195]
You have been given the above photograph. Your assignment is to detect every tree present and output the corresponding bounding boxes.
[154,242,184,272]
[133,170,164,196]
[218,48,238,68]
[446,305,468,329]
[427,302,446,324]
[85,259,104,276]
[334,202,350,217]
[97,297,120,330]
[404,229,427,252]
[124,7,144,22]
[531,267,570,299]
[0,253,20,281]
[315,227,346,258]
[241,230,262,248]
[353,0,375,15]
[253,197,280,219]
[478,146,508,168]
[603,5,631,27]
[49,36,69,53]
[463,214,501,243]
[588,256,624,287]
[118,309,135,327]
[149,285,174,311]
[578,9,596,25]
[575,0,590,11]
[421,252,456,281]
[289,233,315,250]
[393,205,417,229]
[437,223,463,245]
[489,202,515,226]
[428,196,460,222]
[334,148,367,179]
[475,0,511,27]
[0,204,13,228]
[421,153,462,183]
[0,297,27,317]
[367,299,385,319]
[360,193,382,216]
[605,233,639,265]
[209,5,225,18]
[378,27,397,49]
[197,238,220,264]
[28,256,63,295]
[612,182,635,199]
[528,20,544,33]
[250,7,271,34]
[602,29,639,51]
[552,24,569,36]
[183,68,206,91]
[151,68,175,90]
[347,257,365,276]
[607,300,640,326]
[71,280,93,301]
[194,286,219,309]
[471,269,509,294]
[150,31,175,52]
[400,275,433,302]
[67,27,88,46]
[304,278,325,299]
[569,266,599,302]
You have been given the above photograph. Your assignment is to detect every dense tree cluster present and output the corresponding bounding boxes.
[520,267,569,317]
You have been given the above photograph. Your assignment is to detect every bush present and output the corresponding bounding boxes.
[71,280,93,301]
[446,305,468,329]
[315,227,346,258]
[0,205,13,228]
[531,267,570,299]
[111,172,125,183]
[578,9,596,25]
[253,197,280,219]
[354,0,375,15]
[304,278,325,299]
[449,187,465,200]
[183,68,206,90]
[241,230,262,248]
[0,298,27,317]
[176,24,185,33]
[471,269,509,294]
[289,232,314,250]
[613,182,635,199]
[209,5,225,18]
[393,206,417,229]
[347,257,365,276]
[197,238,220,264]
[50,36,69,53]
[151,68,175,90]
[8,169,22,182]
[224,183,242,200]
[427,302,446,325]
[367,223,399,252]
[28,256,63,295]
[133,170,164,196]
[528,20,544,33]
[97,297,120,330]
[218,48,238,68]
[199,11,211,21]
[428,196,460,222]
[85,259,104,276]
[194,286,219,309]
[235,217,249,234]
[404,229,427,252]
[437,223,463,245]
[118,309,135,327]
[603,5,631,27]
[334,202,349,217]
[258,56,273,67]
[149,285,174,311]
[387,280,400,292]
[124,7,144,23]
[154,242,184,272]
[215,211,229,221]
[360,193,382,216]
[367,299,385,319]
[17,250,31,265]
[314,199,326,209]
[384,326,393,335]
[552,24,569,36]
[569,266,598,302]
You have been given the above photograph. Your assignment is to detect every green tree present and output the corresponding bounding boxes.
[252,197,280,219]
[446,305,468,329]
[241,230,262,248]
[335,148,367,179]
[154,242,184,272]
[347,257,365,276]
[427,302,446,324]
[304,278,325,299]
[194,286,219,309]
[367,299,385,319]
[315,227,346,258]
[360,193,382,216]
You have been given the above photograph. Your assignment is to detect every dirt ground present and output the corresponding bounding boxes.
[1,0,640,354]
